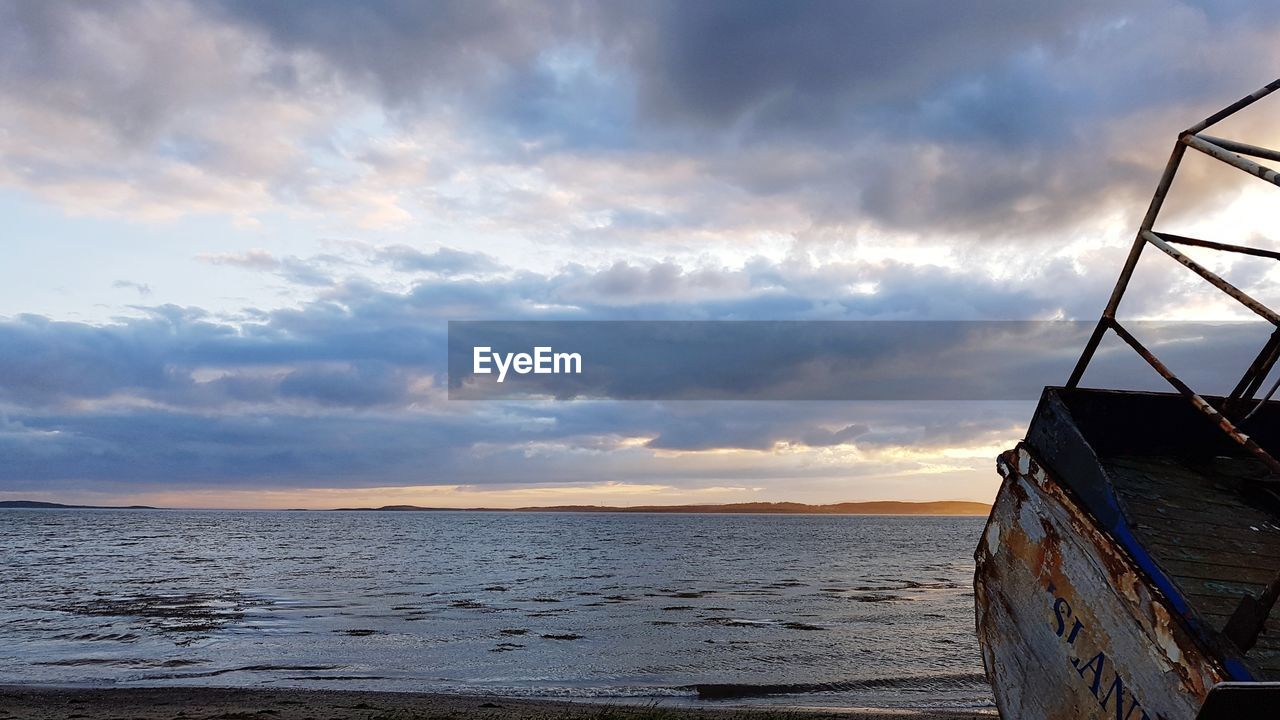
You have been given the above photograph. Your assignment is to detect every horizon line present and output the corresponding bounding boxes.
[0,498,993,514]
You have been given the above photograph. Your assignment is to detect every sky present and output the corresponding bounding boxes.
[2,1,1280,508]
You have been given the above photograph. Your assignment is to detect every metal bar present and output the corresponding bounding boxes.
[1108,319,1280,476]
[1066,142,1187,388]
[1066,322,1111,389]
[1143,230,1280,326]
[1183,134,1280,188]
[1069,80,1280,389]
[1110,143,1188,315]
[1222,570,1280,651]
[1226,328,1280,417]
[1199,135,1280,164]
[1184,78,1280,135]
[1158,232,1280,262]
[1237,333,1280,402]
[1242,332,1280,399]
[1242,372,1280,426]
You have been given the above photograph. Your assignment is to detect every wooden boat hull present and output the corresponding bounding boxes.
[976,444,1226,720]
[976,80,1280,718]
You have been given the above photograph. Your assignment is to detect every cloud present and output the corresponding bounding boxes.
[199,250,339,286]
[0,253,1029,491]
[278,361,410,407]
[112,280,153,296]
[0,244,1273,494]
[0,1,327,220]
[5,241,1266,411]
[0,395,1028,495]
[372,245,504,275]
[209,0,569,105]
[201,250,280,271]
[0,0,418,227]
[3,0,1279,241]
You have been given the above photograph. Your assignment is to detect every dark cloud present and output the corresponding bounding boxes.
[278,362,409,407]
[625,1,1098,132]
[0,398,1029,492]
[209,0,568,104]
[640,403,1027,453]
[800,424,871,448]
[600,2,1280,234]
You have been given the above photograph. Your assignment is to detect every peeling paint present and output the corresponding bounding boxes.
[1153,602,1185,665]
[976,445,1225,720]
[985,520,1001,558]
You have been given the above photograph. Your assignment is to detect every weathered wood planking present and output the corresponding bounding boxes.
[976,445,1227,720]
[1104,455,1280,678]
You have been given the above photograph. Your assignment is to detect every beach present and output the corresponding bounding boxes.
[0,686,996,720]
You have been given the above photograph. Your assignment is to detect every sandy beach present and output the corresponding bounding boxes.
[0,686,995,720]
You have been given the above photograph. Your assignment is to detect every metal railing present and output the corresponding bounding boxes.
[1066,78,1280,475]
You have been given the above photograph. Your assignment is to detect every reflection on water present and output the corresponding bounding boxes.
[0,510,990,709]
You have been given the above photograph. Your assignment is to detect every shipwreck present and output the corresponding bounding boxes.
[975,78,1280,719]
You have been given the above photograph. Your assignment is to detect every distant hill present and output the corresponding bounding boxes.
[513,501,991,515]
[0,500,158,510]
[330,500,990,516]
[2,499,989,515]
[329,504,467,512]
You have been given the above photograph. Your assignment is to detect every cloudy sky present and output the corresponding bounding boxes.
[2,1,1280,508]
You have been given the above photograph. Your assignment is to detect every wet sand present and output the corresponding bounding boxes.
[0,686,995,719]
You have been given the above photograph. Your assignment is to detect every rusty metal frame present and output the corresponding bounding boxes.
[1067,78,1280,474]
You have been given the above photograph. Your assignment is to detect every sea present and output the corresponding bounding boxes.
[0,510,993,711]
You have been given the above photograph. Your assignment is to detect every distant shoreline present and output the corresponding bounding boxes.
[0,500,159,510]
[0,499,990,515]
[330,500,991,515]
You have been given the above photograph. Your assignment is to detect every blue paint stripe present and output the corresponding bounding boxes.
[1102,499,1256,681]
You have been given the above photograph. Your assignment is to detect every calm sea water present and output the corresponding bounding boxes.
[0,510,991,710]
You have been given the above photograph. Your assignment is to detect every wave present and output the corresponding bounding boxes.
[428,684,699,699]
[426,672,988,701]
[139,663,344,680]
[685,672,990,699]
